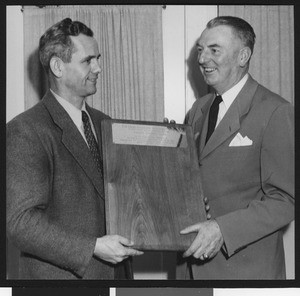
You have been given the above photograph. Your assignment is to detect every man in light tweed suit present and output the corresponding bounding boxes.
[177,16,294,279]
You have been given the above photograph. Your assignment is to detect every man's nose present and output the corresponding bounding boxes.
[91,59,101,74]
[198,50,209,64]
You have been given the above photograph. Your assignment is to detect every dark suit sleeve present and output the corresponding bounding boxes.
[6,118,96,278]
[215,103,294,257]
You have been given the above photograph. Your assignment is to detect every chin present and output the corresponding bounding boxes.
[204,79,215,87]
[206,76,219,87]
[87,88,97,96]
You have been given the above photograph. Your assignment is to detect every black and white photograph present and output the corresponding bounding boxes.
[5,3,295,285]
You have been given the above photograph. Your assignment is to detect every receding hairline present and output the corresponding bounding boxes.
[197,25,241,45]
[68,34,99,54]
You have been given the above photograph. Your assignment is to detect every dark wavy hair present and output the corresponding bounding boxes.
[39,18,94,73]
[207,16,256,55]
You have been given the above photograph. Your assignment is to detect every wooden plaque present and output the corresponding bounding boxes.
[101,119,206,251]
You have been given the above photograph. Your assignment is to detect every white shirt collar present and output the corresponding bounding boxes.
[50,89,88,129]
[218,73,249,110]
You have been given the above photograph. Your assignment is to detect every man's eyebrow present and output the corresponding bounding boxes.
[196,43,221,48]
[208,43,221,48]
[80,54,101,62]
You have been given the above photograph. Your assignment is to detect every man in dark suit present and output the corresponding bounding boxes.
[177,16,294,279]
[6,18,143,279]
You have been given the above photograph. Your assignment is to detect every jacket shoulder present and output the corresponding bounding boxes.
[255,84,292,108]
[7,101,47,129]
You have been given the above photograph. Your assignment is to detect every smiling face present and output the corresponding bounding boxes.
[196,25,248,95]
[60,34,101,105]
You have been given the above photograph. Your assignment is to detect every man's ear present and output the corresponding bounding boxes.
[239,47,252,67]
[49,56,64,78]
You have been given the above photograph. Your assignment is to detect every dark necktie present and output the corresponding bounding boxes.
[82,111,103,176]
[205,95,223,144]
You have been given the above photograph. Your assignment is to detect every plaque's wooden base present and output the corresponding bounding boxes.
[101,119,206,251]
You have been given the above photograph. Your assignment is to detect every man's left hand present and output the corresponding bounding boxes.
[180,219,224,260]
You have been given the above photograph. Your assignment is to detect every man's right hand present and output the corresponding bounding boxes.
[94,235,144,264]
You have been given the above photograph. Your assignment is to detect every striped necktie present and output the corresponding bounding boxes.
[82,110,103,176]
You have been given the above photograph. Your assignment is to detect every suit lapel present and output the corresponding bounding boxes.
[198,98,213,156]
[200,102,240,160]
[190,94,213,158]
[199,75,259,161]
[42,91,105,200]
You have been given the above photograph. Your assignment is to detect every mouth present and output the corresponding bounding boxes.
[202,67,217,74]
[87,77,98,83]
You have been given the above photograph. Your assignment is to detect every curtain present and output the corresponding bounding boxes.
[23,5,164,121]
[218,5,294,105]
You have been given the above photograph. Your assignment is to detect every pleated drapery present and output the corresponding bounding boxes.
[219,5,294,105]
[23,5,165,121]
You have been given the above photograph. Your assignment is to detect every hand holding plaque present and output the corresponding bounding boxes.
[94,234,143,264]
[181,219,223,261]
